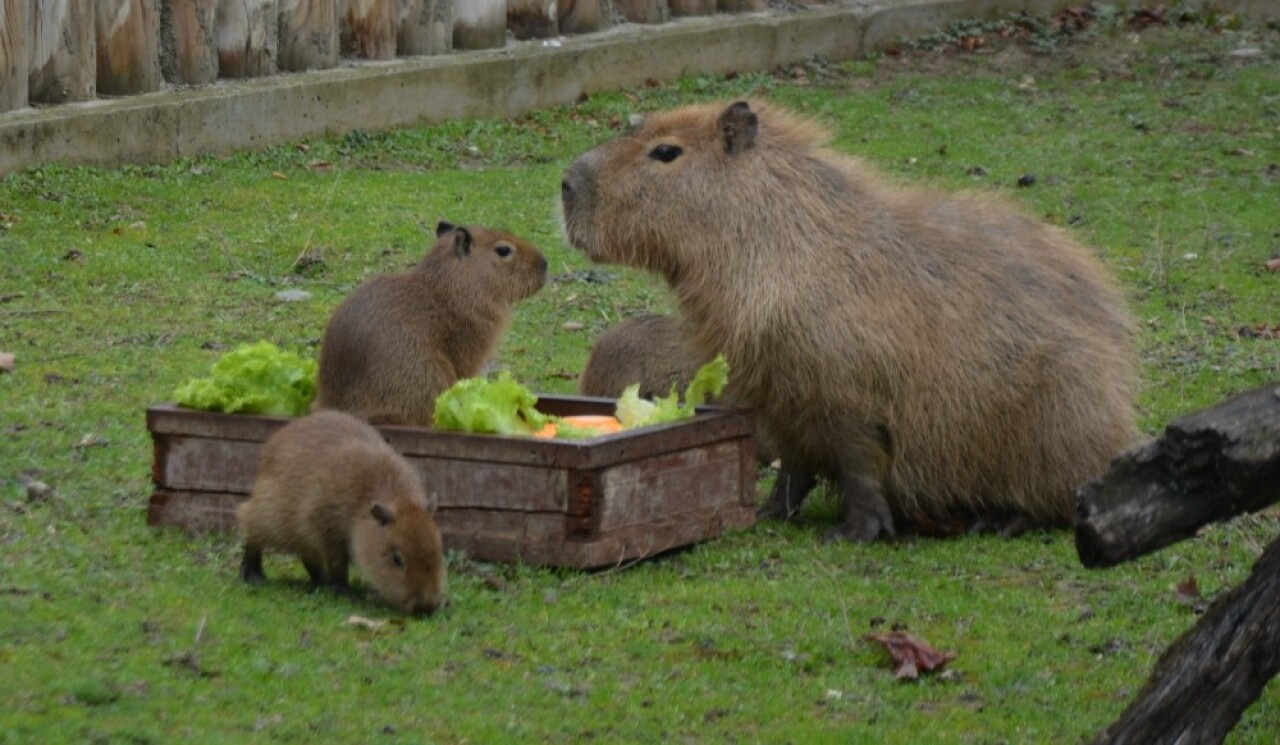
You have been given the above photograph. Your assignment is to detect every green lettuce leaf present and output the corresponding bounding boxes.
[432,372,551,436]
[614,354,729,428]
[173,341,316,416]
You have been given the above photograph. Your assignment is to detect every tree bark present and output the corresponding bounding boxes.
[558,0,611,35]
[340,0,394,59]
[1092,530,1280,744]
[29,0,96,103]
[216,0,278,78]
[278,0,337,71]
[451,0,504,50]
[96,0,161,95]
[507,0,554,40]
[1,0,27,111]
[395,0,449,56]
[160,0,217,84]
[718,0,767,11]
[613,0,665,24]
[1075,383,1280,568]
[669,0,714,15]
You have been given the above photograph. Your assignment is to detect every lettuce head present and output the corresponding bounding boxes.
[173,341,316,416]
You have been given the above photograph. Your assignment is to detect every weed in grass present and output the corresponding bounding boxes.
[2,9,1279,743]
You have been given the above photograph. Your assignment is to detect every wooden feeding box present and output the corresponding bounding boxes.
[146,396,758,569]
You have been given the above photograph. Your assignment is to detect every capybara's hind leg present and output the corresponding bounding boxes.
[240,546,266,584]
[302,559,329,587]
[824,474,895,543]
[759,462,818,521]
[967,510,1046,539]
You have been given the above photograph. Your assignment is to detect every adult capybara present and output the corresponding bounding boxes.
[578,314,709,399]
[238,410,446,614]
[561,99,1138,541]
[314,221,547,426]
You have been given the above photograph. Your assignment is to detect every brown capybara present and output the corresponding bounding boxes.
[561,99,1139,541]
[238,410,446,614]
[314,221,547,426]
[578,314,710,400]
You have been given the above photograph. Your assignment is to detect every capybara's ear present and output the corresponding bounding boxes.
[450,226,473,257]
[718,101,758,156]
[435,220,456,237]
[370,502,395,526]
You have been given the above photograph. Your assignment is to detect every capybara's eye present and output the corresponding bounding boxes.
[495,244,514,258]
[648,144,683,163]
[391,550,405,569]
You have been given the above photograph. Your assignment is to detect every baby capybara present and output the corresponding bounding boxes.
[238,410,446,614]
[314,221,547,425]
[578,314,710,400]
[561,99,1138,541]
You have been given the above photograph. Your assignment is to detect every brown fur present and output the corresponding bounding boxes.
[237,410,446,614]
[314,222,547,425]
[578,314,709,400]
[561,99,1139,541]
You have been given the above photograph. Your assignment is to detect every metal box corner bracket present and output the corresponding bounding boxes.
[146,396,759,568]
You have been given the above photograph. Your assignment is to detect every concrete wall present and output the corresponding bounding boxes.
[0,0,1273,175]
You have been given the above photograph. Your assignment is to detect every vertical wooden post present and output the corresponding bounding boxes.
[160,0,218,84]
[216,0,278,77]
[558,0,611,35]
[340,0,395,60]
[506,0,554,40]
[1,0,27,111]
[452,0,504,50]
[717,0,766,10]
[396,0,450,56]
[96,0,162,95]
[612,0,665,24]
[279,0,337,70]
[29,0,96,103]
[669,0,714,14]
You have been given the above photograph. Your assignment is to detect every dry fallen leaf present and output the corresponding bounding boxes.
[1264,258,1280,272]
[865,631,957,680]
[345,615,386,631]
[0,352,14,373]
[1238,324,1280,340]
[561,321,586,332]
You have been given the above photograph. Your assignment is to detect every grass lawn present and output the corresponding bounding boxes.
[2,7,1278,743]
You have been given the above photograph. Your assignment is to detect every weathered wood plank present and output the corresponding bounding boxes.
[160,0,218,84]
[340,0,395,59]
[29,0,95,103]
[279,0,338,71]
[1076,384,1280,568]
[96,0,161,94]
[506,0,554,40]
[451,0,504,50]
[0,0,26,111]
[395,0,449,56]
[557,0,610,35]
[597,440,744,531]
[215,0,277,77]
[1091,530,1280,744]
[717,0,767,10]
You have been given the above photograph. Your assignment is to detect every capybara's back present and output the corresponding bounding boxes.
[578,314,710,399]
[561,99,1138,540]
[238,410,446,614]
[314,222,547,425]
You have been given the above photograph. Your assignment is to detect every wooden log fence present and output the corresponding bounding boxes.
[0,1,800,112]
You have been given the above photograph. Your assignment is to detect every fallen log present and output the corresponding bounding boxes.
[1090,529,1280,744]
[1075,383,1280,568]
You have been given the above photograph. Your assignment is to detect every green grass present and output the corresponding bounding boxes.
[3,10,1279,743]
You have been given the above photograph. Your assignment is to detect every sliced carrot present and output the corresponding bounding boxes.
[561,415,623,434]
[533,422,558,438]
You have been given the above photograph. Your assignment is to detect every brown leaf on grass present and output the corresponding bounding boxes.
[1264,258,1280,272]
[865,631,957,680]
[0,352,14,373]
[1237,324,1280,340]
[1175,574,1201,604]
